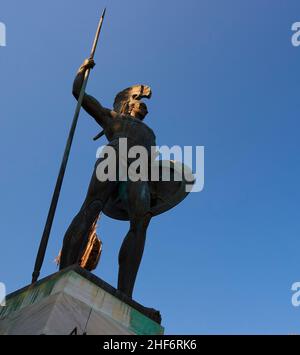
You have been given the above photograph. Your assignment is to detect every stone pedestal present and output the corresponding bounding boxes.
[0,266,164,335]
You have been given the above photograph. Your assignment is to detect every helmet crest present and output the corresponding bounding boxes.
[113,85,152,114]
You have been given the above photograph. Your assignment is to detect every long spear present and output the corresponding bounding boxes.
[31,8,106,284]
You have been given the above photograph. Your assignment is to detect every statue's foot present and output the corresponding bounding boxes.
[138,305,162,324]
[115,289,162,324]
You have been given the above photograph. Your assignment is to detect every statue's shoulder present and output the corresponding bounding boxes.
[144,122,156,140]
[134,118,156,140]
[140,121,156,144]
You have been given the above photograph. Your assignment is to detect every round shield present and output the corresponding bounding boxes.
[102,160,195,221]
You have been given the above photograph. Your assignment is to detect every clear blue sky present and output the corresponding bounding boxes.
[1,0,300,335]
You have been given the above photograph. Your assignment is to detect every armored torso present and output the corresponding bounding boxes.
[104,114,156,152]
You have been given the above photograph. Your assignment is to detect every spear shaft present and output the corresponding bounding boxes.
[31,9,106,284]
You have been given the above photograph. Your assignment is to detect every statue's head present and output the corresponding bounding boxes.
[113,85,152,120]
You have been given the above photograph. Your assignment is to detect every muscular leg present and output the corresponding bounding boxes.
[60,168,117,269]
[118,181,152,298]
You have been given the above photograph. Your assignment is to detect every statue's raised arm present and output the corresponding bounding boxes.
[72,58,115,130]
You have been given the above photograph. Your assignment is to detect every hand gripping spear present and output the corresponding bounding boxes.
[31,9,106,284]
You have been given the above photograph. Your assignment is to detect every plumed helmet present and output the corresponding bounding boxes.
[113,85,152,116]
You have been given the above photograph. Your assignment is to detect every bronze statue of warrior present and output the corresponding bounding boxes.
[60,58,193,299]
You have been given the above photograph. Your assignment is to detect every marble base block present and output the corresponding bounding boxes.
[0,266,164,335]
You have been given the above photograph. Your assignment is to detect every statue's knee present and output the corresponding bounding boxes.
[84,199,104,216]
[131,213,152,234]
[140,212,152,227]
